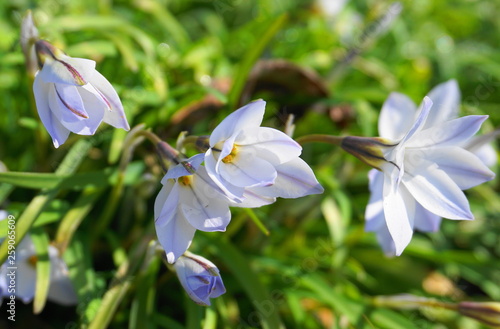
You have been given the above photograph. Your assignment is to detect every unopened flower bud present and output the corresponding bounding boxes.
[20,10,40,77]
[173,252,226,306]
[341,136,394,170]
[458,301,500,328]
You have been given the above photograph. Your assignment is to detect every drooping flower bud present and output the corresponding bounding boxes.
[173,252,226,306]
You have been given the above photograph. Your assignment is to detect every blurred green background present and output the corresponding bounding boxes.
[0,0,499,328]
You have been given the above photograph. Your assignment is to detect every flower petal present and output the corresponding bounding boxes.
[408,115,488,148]
[248,157,324,198]
[47,251,78,305]
[391,97,433,183]
[156,213,196,264]
[88,71,130,130]
[154,182,179,227]
[397,96,433,147]
[236,127,302,164]
[424,79,460,127]
[205,147,245,201]
[209,99,265,146]
[463,129,500,168]
[403,160,473,220]
[413,203,442,232]
[164,154,205,180]
[383,168,415,256]
[33,75,70,147]
[219,152,277,188]
[365,169,384,232]
[412,146,495,189]
[378,92,418,140]
[174,254,226,306]
[49,83,105,135]
[38,56,96,86]
[230,189,276,208]
[179,167,231,232]
[471,143,498,168]
[53,83,89,119]
[14,263,37,303]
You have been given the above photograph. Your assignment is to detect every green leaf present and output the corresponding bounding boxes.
[227,13,288,110]
[55,187,105,253]
[133,0,191,50]
[0,139,93,264]
[129,255,160,329]
[300,274,364,324]
[31,227,51,314]
[0,172,64,189]
[87,266,133,329]
[244,208,270,236]
[208,237,284,329]
[64,234,104,326]
[152,313,184,329]
[370,308,421,329]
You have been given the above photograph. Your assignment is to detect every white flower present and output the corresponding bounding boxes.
[344,81,495,256]
[33,40,130,148]
[205,99,323,207]
[154,154,232,264]
[173,251,226,306]
[0,235,77,306]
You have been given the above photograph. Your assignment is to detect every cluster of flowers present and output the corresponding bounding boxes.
[5,12,496,308]
[153,99,324,304]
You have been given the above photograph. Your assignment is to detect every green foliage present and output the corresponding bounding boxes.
[0,0,499,328]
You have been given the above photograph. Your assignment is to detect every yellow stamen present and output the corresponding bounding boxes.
[28,255,38,268]
[179,175,193,186]
[222,145,239,163]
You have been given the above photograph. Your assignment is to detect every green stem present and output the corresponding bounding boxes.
[134,129,162,145]
[244,208,270,236]
[295,134,344,146]
[87,238,150,329]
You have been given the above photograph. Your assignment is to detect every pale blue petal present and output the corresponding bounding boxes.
[413,203,442,232]
[33,75,70,147]
[180,167,231,232]
[378,92,417,140]
[88,71,130,130]
[219,152,277,188]
[248,157,323,198]
[38,56,96,86]
[383,169,415,256]
[403,160,473,220]
[408,115,488,148]
[209,100,265,146]
[156,213,196,264]
[155,182,179,227]
[414,146,495,189]
[424,79,460,127]
[235,127,302,164]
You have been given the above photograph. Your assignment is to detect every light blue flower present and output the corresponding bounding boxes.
[174,252,226,306]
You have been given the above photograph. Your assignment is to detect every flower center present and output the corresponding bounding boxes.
[28,255,38,268]
[222,145,239,163]
[179,175,193,186]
